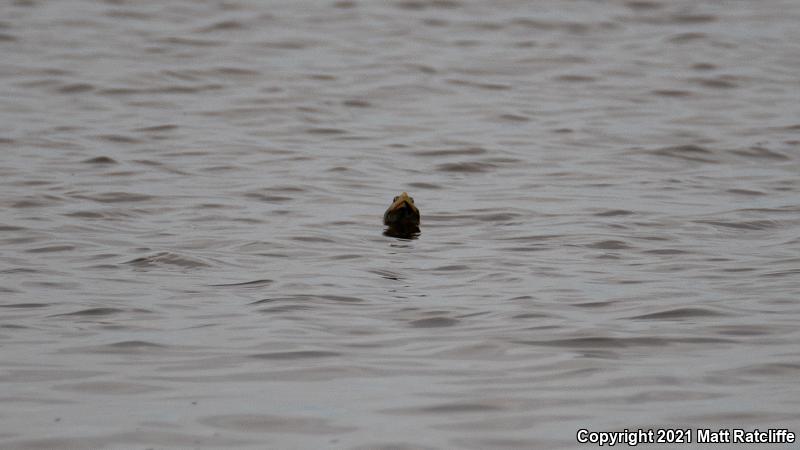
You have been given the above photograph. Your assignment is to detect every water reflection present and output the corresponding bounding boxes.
[383,224,420,240]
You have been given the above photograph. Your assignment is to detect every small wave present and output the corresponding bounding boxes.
[668,32,707,43]
[134,124,179,133]
[695,220,780,231]
[394,0,461,11]
[63,210,123,219]
[81,341,168,354]
[156,36,222,47]
[436,161,496,173]
[689,76,739,89]
[96,134,143,144]
[736,362,800,376]
[244,192,292,203]
[250,351,341,360]
[670,13,716,24]
[258,305,312,313]
[623,1,661,11]
[629,307,727,320]
[760,269,800,278]
[585,240,632,250]
[320,295,365,303]
[194,20,246,33]
[726,189,765,196]
[474,212,522,222]
[212,67,260,77]
[104,10,153,20]
[731,146,790,161]
[57,83,94,94]
[342,99,371,108]
[418,403,501,413]
[107,340,165,349]
[54,307,126,317]
[75,192,154,203]
[497,113,530,122]
[54,381,166,395]
[632,13,717,25]
[409,317,459,328]
[0,303,50,308]
[649,144,718,163]
[26,245,75,253]
[642,248,691,255]
[517,336,734,349]
[259,39,320,50]
[82,156,117,164]
[555,74,596,82]
[446,79,511,91]
[210,279,273,288]
[125,252,211,268]
[407,182,443,190]
[200,414,355,433]
[306,127,347,135]
[412,147,487,157]
[651,89,693,97]
[594,209,635,217]
[98,84,224,96]
[333,1,357,8]
[291,236,336,243]
[11,195,64,208]
[498,234,562,242]
[431,265,469,272]
[512,313,551,319]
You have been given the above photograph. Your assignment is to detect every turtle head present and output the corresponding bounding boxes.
[383,192,420,228]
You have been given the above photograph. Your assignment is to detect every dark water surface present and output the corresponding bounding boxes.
[2,0,800,448]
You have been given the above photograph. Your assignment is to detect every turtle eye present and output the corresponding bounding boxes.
[409,198,414,203]
[393,196,399,202]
